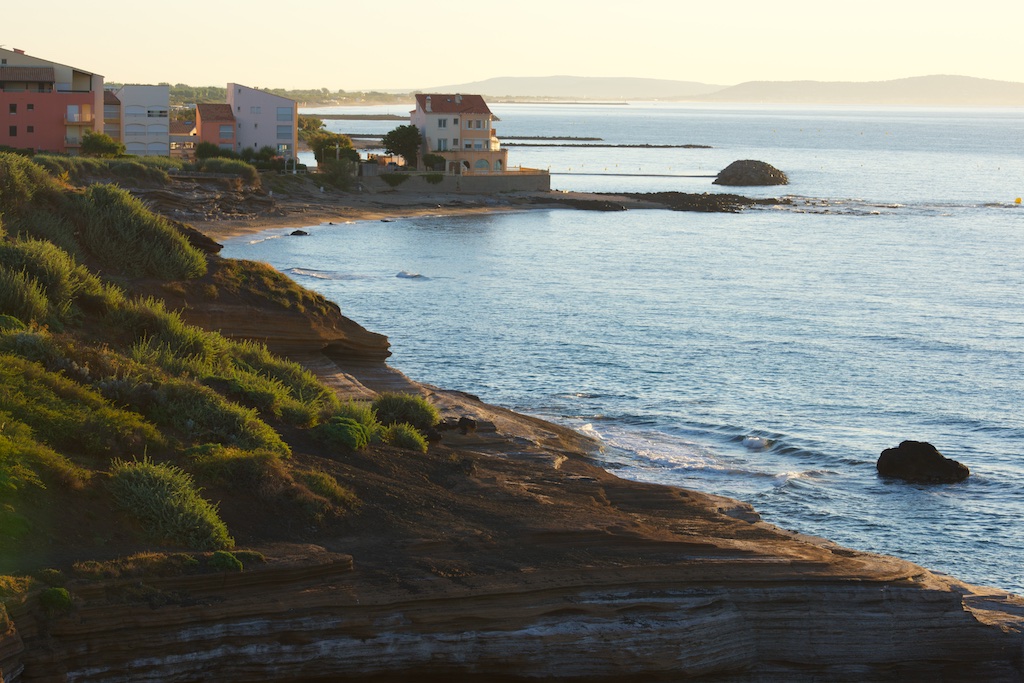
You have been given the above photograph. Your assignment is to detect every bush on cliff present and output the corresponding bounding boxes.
[79,184,207,280]
[382,422,429,454]
[372,392,440,431]
[108,457,234,551]
[315,417,374,451]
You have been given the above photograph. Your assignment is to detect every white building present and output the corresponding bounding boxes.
[409,93,507,174]
[226,83,297,159]
[113,84,170,156]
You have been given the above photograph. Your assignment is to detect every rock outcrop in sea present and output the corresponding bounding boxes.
[714,159,790,186]
[877,440,971,483]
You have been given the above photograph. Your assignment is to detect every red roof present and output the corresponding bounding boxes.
[170,121,195,135]
[0,66,54,83]
[104,90,120,105]
[196,103,235,122]
[415,93,492,116]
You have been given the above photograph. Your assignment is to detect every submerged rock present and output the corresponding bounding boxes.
[714,160,789,186]
[877,440,970,483]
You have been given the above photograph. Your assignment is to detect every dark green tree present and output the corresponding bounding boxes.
[381,125,421,169]
[80,131,125,158]
[307,132,358,164]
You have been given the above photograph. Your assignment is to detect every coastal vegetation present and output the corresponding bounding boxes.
[0,150,438,581]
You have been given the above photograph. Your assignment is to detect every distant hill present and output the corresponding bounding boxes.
[690,75,1024,106]
[403,74,1024,106]
[416,75,724,100]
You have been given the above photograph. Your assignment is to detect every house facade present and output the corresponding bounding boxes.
[410,93,508,174]
[113,84,169,156]
[226,83,297,159]
[0,47,103,154]
[195,103,236,151]
[169,120,196,160]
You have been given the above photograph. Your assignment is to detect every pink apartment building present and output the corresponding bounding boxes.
[0,47,103,154]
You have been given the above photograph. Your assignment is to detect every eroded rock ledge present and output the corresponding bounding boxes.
[3,235,1021,681]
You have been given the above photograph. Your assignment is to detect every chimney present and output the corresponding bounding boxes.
[425,96,432,112]
[455,94,462,104]
[14,48,26,54]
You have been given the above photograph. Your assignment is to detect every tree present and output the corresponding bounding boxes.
[298,115,325,140]
[307,132,358,164]
[381,125,421,169]
[80,130,124,158]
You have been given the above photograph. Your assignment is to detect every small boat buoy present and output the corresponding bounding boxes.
[1015,197,1022,204]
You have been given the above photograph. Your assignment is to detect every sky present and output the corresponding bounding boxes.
[4,1,1022,90]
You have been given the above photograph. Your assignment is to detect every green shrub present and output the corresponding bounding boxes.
[149,379,290,456]
[233,550,266,566]
[371,392,439,431]
[0,267,49,325]
[0,315,25,333]
[0,602,9,631]
[188,444,289,495]
[72,552,199,580]
[196,158,259,185]
[0,412,89,495]
[39,586,73,615]
[108,457,234,550]
[0,238,105,325]
[424,173,444,185]
[0,574,32,599]
[379,173,409,188]
[36,568,65,587]
[208,550,242,572]
[315,417,374,451]
[79,184,207,279]
[0,354,164,458]
[299,471,360,510]
[333,400,380,433]
[382,423,428,453]
[6,210,83,262]
[0,153,59,215]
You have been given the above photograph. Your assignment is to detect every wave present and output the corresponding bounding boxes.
[284,268,364,281]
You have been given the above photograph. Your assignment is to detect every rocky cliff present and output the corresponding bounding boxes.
[2,226,1022,681]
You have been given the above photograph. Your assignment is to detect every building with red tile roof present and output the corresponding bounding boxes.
[0,47,104,154]
[410,93,508,174]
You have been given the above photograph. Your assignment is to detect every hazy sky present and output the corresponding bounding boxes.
[5,1,1021,89]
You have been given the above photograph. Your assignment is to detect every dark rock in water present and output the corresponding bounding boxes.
[290,229,309,236]
[714,160,789,186]
[877,440,970,484]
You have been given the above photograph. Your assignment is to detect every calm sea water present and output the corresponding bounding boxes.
[233,103,1024,593]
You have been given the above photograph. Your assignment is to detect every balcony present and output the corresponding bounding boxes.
[65,114,95,125]
[65,137,81,147]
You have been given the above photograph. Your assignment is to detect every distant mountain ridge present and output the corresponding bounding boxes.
[410,74,1024,106]
[699,75,1024,106]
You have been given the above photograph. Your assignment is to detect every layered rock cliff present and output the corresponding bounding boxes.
[2,226,1022,681]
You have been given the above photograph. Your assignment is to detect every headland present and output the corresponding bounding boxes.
[2,170,1021,682]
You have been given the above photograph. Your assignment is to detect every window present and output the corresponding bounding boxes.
[250,106,261,114]
[437,118,447,128]
[276,125,292,140]
[436,139,448,151]
[453,138,458,147]
[465,142,472,149]
[27,125,33,133]
[27,104,33,111]
[8,103,15,114]
[453,118,458,125]
[276,107,291,122]
[8,126,15,137]
[219,124,233,138]
[147,108,168,118]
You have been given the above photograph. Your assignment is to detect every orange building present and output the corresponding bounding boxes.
[0,47,103,154]
[195,103,236,152]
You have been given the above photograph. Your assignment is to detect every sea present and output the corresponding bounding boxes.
[223,102,1024,594]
